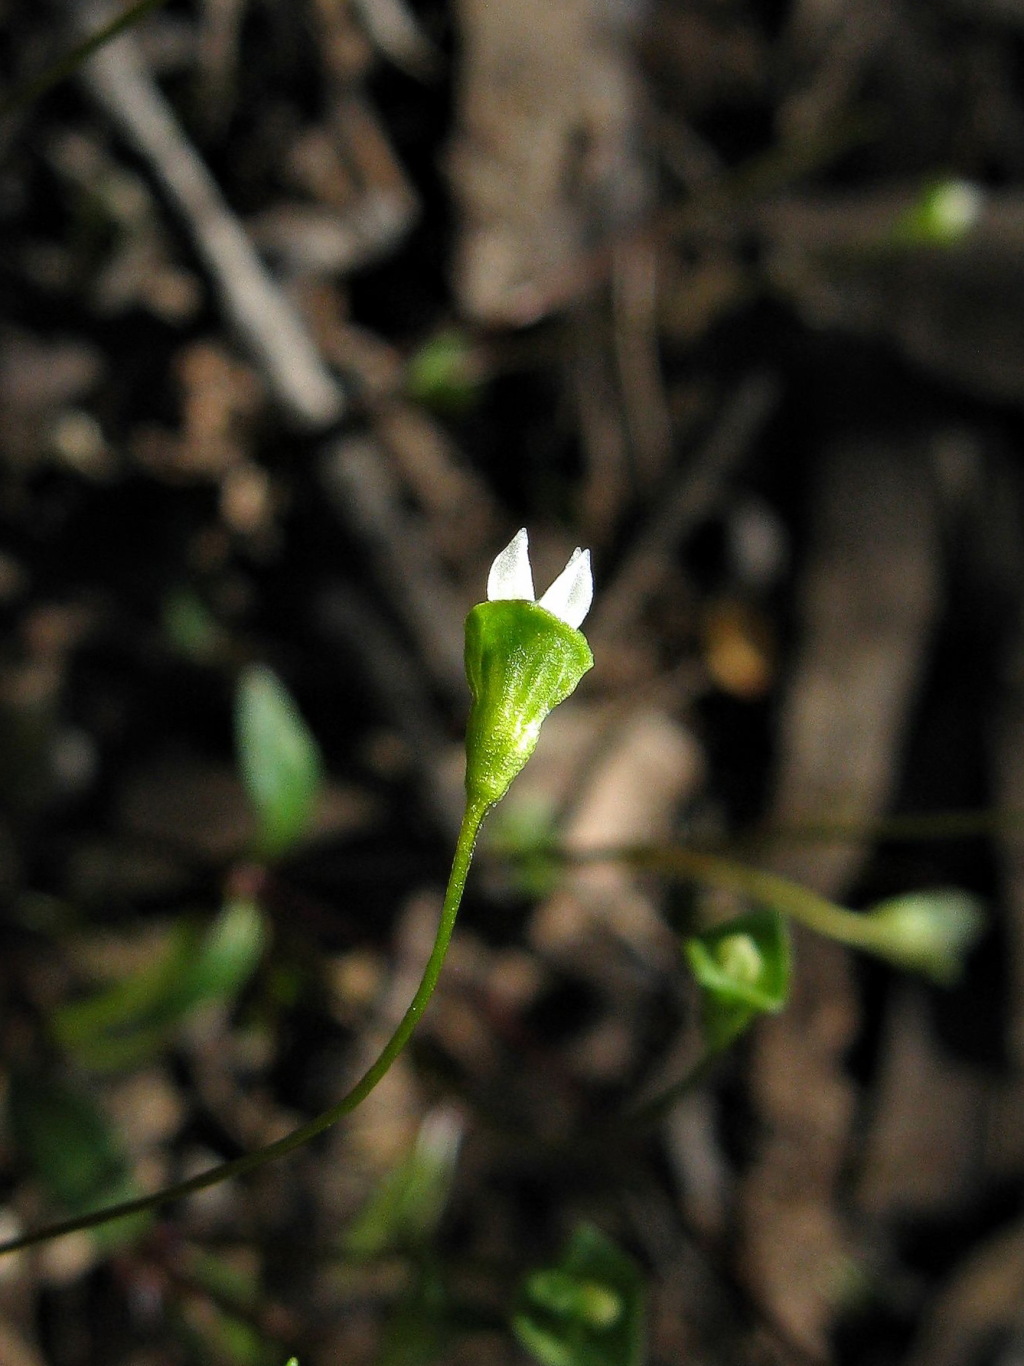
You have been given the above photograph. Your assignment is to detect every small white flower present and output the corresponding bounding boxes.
[487,528,593,630]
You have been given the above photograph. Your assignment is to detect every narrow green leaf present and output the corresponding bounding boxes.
[236,665,324,860]
[346,1108,462,1259]
[53,899,266,1070]
[177,1294,274,1366]
[485,797,562,897]
[183,897,267,1002]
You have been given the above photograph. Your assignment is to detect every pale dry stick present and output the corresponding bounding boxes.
[319,433,469,702]
[349,0,441,77]
[76,11,345,430]
[194,0,246,132]
[313,582,465,834]
[75,10,468,698]
[611,236,674,491]
[589,370,779,647]
[574,308,631,544]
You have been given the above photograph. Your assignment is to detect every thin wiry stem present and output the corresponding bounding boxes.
[574,844,894,955]
[0,0,170,121]
[0,798,491,1258]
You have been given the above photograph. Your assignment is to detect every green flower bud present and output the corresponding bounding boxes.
[862,890,984,984]
[513,1223,646,1366]
[464,530,594,812]
[684,908,790,1051]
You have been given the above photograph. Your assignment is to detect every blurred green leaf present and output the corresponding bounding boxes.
[405,328,482,415]
[53,898,266,1070]
[7,1071,147,1248]
[346,1107,463,1260]
[340,1111,465,1366]
[162,588,224,661]
[485,796,561,897]
[236,665,324,860]
[512,1224,645,1366]
[176,1296,273,1366]
[861,889,984,984]
[172,1246,283,1365]
[684,908,790,1051]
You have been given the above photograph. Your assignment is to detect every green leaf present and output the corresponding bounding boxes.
[176,1295,274,1366]
[162,588,224,661]
[405,328,482,415]
[236,665,324,859]
[512,1224,646,1366]
[7,1071,147,1248]
[53,899,266,1070]
[175,1248,281,1366]
[860,889,984,984]
[346,1108,462,1259]
[684,908,790,1051]
[484,796,562,897]
[341,1112,463,1365]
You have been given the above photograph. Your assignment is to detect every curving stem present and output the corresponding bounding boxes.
[0,797,492,1258]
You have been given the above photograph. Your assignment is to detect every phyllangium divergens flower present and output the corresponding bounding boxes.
[464,529,594,812]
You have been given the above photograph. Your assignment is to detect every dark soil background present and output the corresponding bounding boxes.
[3,1,1024,1363]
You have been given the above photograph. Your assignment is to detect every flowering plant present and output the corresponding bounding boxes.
[0,529,595,1256]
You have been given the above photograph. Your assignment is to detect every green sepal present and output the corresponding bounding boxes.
[464,600,593,811]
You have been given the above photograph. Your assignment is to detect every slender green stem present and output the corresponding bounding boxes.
[0,798,490,1258]
[628,1045,725,1126]
[574,845,889,955]
[0,0,170,121]
[746,806,1024,848]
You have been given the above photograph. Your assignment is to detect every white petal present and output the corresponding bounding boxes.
[538,547,593,629]
[487,528,535,601]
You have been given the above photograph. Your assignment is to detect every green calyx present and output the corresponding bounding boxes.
[464,599,593,812]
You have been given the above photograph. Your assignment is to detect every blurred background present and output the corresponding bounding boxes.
[2,0,1024,1363]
